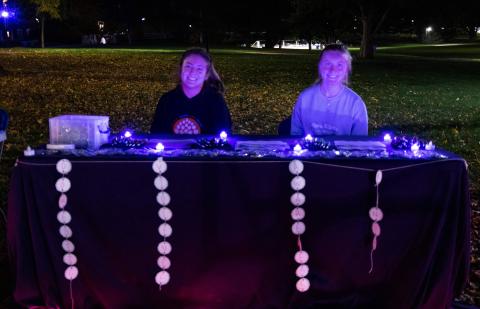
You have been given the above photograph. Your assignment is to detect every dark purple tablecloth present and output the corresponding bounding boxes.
[7,156,470,308]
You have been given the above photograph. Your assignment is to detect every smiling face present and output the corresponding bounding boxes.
[318,50,350,86]
[180,54,209,94]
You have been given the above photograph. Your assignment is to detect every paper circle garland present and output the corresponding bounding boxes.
[55,158,78,286]
[58,194,68,209]
[63,253,77,266]
[154,176,169,190]
[294,250,309,264]
[62,240,75,252]
[157,241,172,255]
[153,158,172,289]
[55,177,71,193]
[156,191,171,206]
[296,264,309,278]
[59,225,73,238]
[369,207,383,222]
[289,160,304,175]
[158,207,172,221]
[291,207,305,221]
[152,158,167,174]
[291,176,306,191]
[371,222,381,236]
[291,221,306,235]
[375,170,383,186]
[158,223,173,237]
[155,271,170,286]
[65,266,79,280]
[289,160,310,292]
[57,210,72,224]
[56,159,72,174]
[296,278,310,292]
[157,256,171,269]
[290,192,305,206]
[369,170,384,274]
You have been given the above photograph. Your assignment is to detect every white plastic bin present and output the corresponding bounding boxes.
[49,115,110,149]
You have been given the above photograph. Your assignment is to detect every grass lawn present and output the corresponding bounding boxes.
[0,43,479,306]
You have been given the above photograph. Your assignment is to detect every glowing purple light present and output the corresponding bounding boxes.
[293,144,303,154]
[383,134,392,144]
[219,131,228,141]
[1,10,9,18]
[425,141,435,151]
[411,142,420,152]
[304,134,313,142]
[155,143,165,152]
[124,131,132,138]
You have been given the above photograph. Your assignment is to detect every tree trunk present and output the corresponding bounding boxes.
[467,25,477,41]
[40,15,45,48]
[358,4,390,59]
[359,18,374,59]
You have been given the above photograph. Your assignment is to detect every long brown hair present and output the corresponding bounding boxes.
[178,48,225,95]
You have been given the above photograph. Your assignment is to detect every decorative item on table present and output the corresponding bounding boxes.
[235,140,291,153]
[49,115,110,149]
[193,131,233,150]
[301,134,335,151]
[292,144,306,156]
[23,146,35,156]
[390,135,435,151]
[110,130,147,149]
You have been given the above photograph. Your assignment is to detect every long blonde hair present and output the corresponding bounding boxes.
[316,44,352,85]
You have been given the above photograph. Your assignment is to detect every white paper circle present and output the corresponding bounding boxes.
[63,253,77,266]
[296,264,309,278]
[154,176,169,191]
[59,225,73,238]
[64,266,79,280]
[158,223,172,237]
[57,210,72,224]
[157,256,171,270]
[291,176,306,191]
[289,160,304,175]
[375,170,383,186]
[291,207,305,221]
[157,241,172,255]
[294,250,309,264]
[62,239,75,252]
[291,221,306,235]
[152,159,167,174]
[369,207,384,222]
[155,270,170,286]
[372,222,381,236]
[290,192,305,206]
[58,194,68,209]
[55,177,71,193]
[158,207,172,221]
[56,159,72,174]
[296,278,310,292]
[156,191,171,206]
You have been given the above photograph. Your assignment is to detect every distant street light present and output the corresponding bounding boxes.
[426,26,433,34]
[141,17,146,21]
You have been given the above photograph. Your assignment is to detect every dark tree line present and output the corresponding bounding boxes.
[16,0,480,56]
